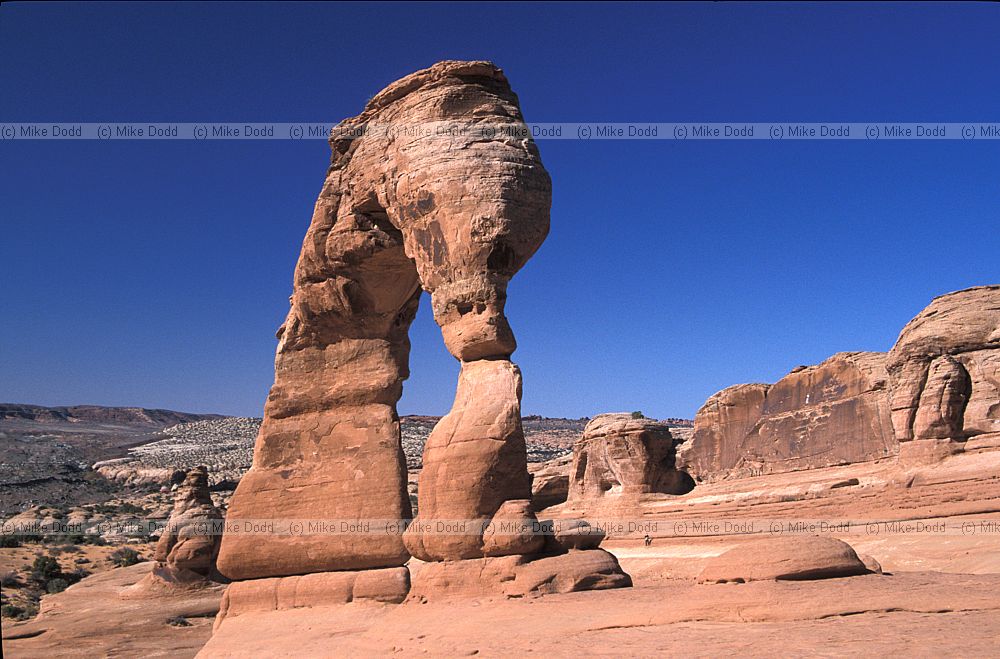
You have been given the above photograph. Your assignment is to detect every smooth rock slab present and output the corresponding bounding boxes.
[697,536,870,583]
[214,567,410,631]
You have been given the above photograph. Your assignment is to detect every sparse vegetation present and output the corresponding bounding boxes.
[30,555,62,582]
[631,411,645,419]
[107,547,142,567]
[46,577,69,594]
[0,534,21,548]
[1,571,22,588]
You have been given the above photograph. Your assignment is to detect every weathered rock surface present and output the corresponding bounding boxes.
[407,548,630,600]
[567,414,693,501]
[404,360,534,561]
[697,536,870,583]
[481,499,545,557]
[528,454,571,510]
[888,285,1000,442]
[217,60,551,580]
[214,567,410,631]
[681,353,897,483]
[121,467,224,597]
[154,467,222,579]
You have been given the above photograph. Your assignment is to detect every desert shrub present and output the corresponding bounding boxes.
[631,411,645,419]
[117,502,148,515]
[66,568,90,583]
[30,555,62,582]
[80,534,107,546]
[46,577,69,594]
[18,532,44,544]
[167,616,191,627]
[1,571,22,588]
[107,547,141,567]
[0,534,21,548]
[74,557,91,564]
[1,604,25,619]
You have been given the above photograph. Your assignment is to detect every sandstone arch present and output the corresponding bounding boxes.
[216,61,554,580]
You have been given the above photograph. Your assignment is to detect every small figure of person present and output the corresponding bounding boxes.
[644,534,652,547]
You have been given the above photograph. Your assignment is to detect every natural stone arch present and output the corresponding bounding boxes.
[216,61,553,579]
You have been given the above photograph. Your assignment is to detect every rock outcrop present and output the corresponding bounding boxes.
[122,467,224,598]
[529,454,571,510]
[682,286,1000,483]
[680,353,897,482]
[697,536,870,583]
[567,414,693,501]
[887,285,1000,443]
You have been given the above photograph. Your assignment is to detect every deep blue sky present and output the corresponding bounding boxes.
[2,2,998,418]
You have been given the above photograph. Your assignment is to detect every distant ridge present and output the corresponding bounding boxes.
[0,403,223,426]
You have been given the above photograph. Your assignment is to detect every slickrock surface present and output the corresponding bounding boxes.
[195,572,1000,658]
[2,562,224,658]
[568,414,694,502]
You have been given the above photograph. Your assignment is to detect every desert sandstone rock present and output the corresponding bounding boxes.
[153,467,223,579]
[680,353,896,482]
[214,567,410,631]
[568,414,693,501]
[407,549,630,600]
[529,454,571,510]
[217,60,560,589]
[683,288,1000,483]
[697,536,870,583]
[404,360,534,560]
[888,285,1000,442]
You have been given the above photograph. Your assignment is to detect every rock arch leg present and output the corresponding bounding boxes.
[216,186,421,580]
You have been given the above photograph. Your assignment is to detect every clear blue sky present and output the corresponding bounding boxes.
[1,2,998,419]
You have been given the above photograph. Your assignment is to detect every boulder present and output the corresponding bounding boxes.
[482,499,545,557]
[697,536,869,583]
[681,352,897,482]
[507,549,632,595]
[543,518,606,552]
[407,549,630,600]
[568,414,693,501]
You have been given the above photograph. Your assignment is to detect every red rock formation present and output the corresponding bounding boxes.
[567,414,693,501]
[216,61,551,581]
[215,61,627,609]
[697,536,870,583]
[681,352,897,482]
[887,285,1000,443]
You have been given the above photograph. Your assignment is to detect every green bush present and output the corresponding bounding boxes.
[46,577,69,594]
[0,534,21,548]
[107,547,142,567]
[1,571,22,588]
[630,411,644,419]
[1,604,25,619]
[30,555,62,582]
